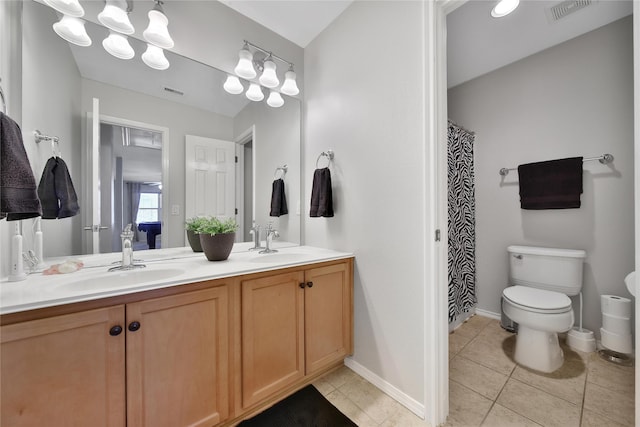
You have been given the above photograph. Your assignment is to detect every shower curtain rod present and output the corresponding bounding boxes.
[498,153,614,176]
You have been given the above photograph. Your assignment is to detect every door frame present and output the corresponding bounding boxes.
[235,125,255,243]
[427,1,640,425]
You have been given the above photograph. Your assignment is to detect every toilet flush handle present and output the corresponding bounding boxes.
[513,254,523,260]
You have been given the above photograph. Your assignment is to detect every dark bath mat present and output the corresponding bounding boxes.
[238,385,357,427]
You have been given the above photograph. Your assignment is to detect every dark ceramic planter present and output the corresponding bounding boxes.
[186,230,203,252]
[199,232,236,261]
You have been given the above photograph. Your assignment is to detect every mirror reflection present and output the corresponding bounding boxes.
[22,0,301,258]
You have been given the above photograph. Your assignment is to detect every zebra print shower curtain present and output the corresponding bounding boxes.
[447,121,477,326]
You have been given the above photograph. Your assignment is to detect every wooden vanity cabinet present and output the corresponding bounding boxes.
[240,261,353,409]
[1,286,230,427]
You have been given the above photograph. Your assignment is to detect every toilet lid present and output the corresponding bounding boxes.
[503,286,572,312]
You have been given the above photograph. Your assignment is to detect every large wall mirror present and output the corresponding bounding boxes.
[22,0,301,258]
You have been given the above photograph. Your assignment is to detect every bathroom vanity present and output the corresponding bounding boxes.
[0,245,354,427]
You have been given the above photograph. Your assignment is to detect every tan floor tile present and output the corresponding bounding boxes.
[325,389,379,427]
[449,356,508,400]
[338,375,406,424]
[312,376,336,396]
[583,381,635,426]
[476,320,516,345]
[581,408,628,427]
[496,379,581,426]
[460,335,516,376]
[511,357,587,404]
[481,403,542,427]
[450,331,474,358]
[456,314,492,337]
[379,406,430,427]
[586,353,635,395]
[322,365,359,389]
[447,381,493,427]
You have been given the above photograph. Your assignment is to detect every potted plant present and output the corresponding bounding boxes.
[197,217,239,261]
[185,217,207,252]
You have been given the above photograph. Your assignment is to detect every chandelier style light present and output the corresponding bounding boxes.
[53,15,92,47]
[98,0,134,34]
[43,0,85,17]
[143,0,174,49]
[226,40,299,108]
[142,44,170,70]
[102,31,134,59]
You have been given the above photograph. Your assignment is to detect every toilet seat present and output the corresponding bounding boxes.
[503,286,572,314]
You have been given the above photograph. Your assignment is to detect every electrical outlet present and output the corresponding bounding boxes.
[171,204,180,215]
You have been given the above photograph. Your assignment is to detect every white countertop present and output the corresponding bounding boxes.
[0,244,353,315]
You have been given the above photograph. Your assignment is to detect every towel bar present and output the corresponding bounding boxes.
[499,154,614,176]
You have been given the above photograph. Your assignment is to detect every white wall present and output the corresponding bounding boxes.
[448,17,635,339]
[304,1,427,404]
[21,1,83,262]
[81,79,235,249]
[234,99,301,244]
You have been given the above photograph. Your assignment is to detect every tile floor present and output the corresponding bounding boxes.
[315,314,635,427]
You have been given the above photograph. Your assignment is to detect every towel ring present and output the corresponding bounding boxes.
[316,150,334,169]
[274,165,287,179]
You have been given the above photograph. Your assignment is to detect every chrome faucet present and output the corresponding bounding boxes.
[248,222,265,251]
[259,223,279,254]
[109,224,145,272]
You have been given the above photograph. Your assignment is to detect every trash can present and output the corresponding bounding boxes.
[500,295,518,333]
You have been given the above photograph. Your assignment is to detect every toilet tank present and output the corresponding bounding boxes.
[508,245,586,296]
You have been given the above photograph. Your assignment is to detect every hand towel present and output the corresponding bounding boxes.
[310,168,334,217]
[0,112,42,220]
[270,178,288,217]
[38,157,80,219]
[518,157,583,209]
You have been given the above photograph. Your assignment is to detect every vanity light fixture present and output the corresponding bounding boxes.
[491,0,520,18]
[259,54,279,88]
[98,0,135,35]
[142,44,170,70]
[143,0,175,49]
[246,83,264,102]
[235,42,257,80]
[53,15,92,47]
[103,31,135,60]
[266,90,284,108]
[43,0,85,17]
[280,65,299,96]
[223,75,244,95]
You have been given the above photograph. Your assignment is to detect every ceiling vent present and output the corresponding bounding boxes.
[546,0,594,22]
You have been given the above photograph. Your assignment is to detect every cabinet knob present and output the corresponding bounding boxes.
[109,325,123,336]
[128,321,141,332]
[307,281,313,288]
[299,283,306,289]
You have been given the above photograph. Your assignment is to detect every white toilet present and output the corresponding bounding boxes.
[502,245,586,373]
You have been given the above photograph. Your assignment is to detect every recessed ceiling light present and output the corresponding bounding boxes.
[491,0,520,18]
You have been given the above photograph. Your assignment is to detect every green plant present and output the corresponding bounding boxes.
[185,216,208,232]
[194,216,238,236]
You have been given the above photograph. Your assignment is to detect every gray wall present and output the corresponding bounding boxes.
[304,1,427,403]
[448,17,635,339]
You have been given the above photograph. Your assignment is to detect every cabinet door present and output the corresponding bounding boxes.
[241,271,305,408]
[1,306,126,427]
[126,287,230,427]
[305,262,353,374]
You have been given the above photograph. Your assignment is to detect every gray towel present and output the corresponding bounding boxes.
[270,178,288,217]
[38,157,80,219]
[0,112,42,220]
[310,168,334,217]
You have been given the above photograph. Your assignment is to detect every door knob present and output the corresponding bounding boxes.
[109,325,123,336]
[306,281,313,288]
[128,321,141,332]
[299,283,305,289]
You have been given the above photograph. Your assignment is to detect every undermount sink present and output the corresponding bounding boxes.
[249,253,309,264]
[52,268,187,292]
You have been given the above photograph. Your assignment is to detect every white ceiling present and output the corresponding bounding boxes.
[219,0,353,48]
[447,0,633,88]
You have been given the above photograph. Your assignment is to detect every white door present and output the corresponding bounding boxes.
[185,136,236,234]
[82,97,105,254]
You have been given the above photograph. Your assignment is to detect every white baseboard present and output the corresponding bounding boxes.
[344,357,426,419]
[475,308,500,320]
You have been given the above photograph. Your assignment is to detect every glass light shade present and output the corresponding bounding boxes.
[98,0,134,34]
[280,70,299,96]
[53,16,92,47]
[266,91,284,108]
[246,83,264,102]
[235,48,256,80]
[259,59,279,88]
[43,0,84,17]
[223,75,244,95]
[142,44,170,70]
[491,0,520,17]
[102,31,134,60]
[143,8,174,49]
